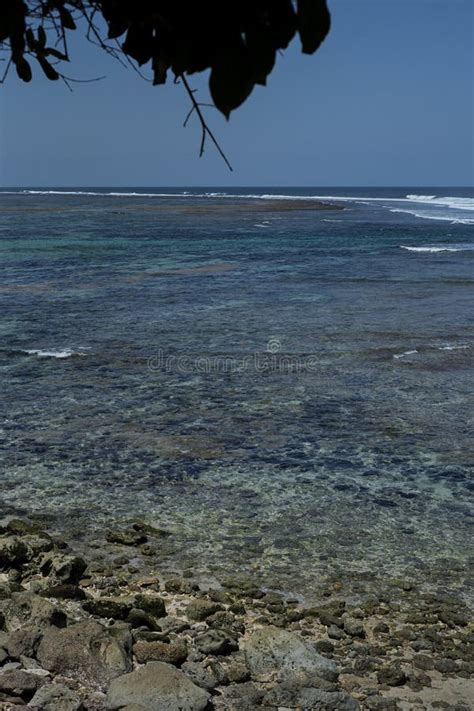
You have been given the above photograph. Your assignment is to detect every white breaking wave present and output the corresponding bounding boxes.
[394,344,470,359]
[438,344,470,351]
[400,244,474,253]
[23,348,89,359]
[406,194,474,211]
[2,189,473,224]
[393,350,418,359]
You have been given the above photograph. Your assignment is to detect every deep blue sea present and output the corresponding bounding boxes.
[1,187,473,600]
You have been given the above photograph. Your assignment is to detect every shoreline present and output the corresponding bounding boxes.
[1,518,472,710]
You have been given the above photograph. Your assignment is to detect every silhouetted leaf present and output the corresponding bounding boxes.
[268,0,298,49]
[59,6,76,31]
[25,27,35,50]
[37,25,46,49]
[37,55,59,80]
[152,56,168,85]
[246,30,276,86]
[107,16,129,40]
[210,46,255,118]
[297,0,331,54]
[16,57,32,82]
[123,24,153,65]
[45,47,68,61]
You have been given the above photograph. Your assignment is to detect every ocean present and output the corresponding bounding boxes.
[1,186,473,602]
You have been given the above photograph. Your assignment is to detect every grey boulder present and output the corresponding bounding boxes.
[106,661,210,711]
[29,683,83,710]
[37,620,132,691]
[242,626,338,682]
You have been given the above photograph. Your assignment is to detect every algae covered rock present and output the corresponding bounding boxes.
[40,554,87,585]
[0,537,30,570]
[185,599,223,621]
[106,661,210,711]
[134,594,166,618]
[132,638,188,665]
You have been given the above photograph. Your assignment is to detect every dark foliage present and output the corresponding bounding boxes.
[0,1,331,117]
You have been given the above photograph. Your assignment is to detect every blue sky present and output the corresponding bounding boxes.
[1,0,473,186]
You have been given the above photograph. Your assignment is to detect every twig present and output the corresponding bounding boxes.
[179,73,233,172]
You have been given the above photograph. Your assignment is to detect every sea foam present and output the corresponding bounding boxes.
[400,244,474,253]
[23,348,89,359]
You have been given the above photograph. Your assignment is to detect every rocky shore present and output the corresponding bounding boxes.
[0,518,472,711]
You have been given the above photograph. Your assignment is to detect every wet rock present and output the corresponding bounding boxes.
[0,537,30,570]
[315,639,335,654]
[437,610,469,627]
[195,629,238,656]
[206,610,239,630]
[229,603,246,615]
[344,618,366,638]
[29,682,82,710]
[140,544,157,557]
[185,599,223,621]
[134,594,166,618]
[132,638,188,665]
[5,520,45,537]
[328,625,346,640]
[164,578,196,594]
[40,555,87,585]
[319,611,345,628]
[207,590,231,604]
[242,626,338,683]
[373,622,390,634]
[377,664,407,687]
[364,695,399,710]
[36,620,132,691]
[221,577,264,600]
[126,608,160,630]
[413,654,434,670]
[159,616,190,635]
[113,555,130,567]
[353,656,377,673]
[82,597,132,620]
[106,529,147,546]
[263,682,359,710]
[106,661,210,711]
[434,658,459,674]
[132,521,172,539]
[40,584,87,601]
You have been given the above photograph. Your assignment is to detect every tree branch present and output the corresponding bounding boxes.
[179,73,233,172]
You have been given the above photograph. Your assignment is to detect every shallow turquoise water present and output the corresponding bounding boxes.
[1,187,473,600]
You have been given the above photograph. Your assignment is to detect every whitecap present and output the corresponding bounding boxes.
[23,348,88,359]
[393,350,418,359]
[400,244,474,253]
[437,345,470,351]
